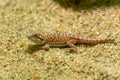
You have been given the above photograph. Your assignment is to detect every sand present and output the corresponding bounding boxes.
[0,0,120,80]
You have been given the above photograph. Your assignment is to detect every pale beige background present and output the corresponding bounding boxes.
[0,0,120,80]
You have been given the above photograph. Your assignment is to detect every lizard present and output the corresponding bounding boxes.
[26,30,115,52]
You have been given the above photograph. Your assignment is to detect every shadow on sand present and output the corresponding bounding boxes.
[53,0,120,10]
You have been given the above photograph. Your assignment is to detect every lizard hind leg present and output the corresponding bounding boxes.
[66,40,77,53]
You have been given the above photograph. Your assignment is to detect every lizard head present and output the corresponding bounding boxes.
[26,30,46,45]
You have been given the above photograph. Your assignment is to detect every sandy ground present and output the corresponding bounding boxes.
[0,0,120,80]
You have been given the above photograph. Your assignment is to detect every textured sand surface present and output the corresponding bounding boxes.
[0,0,120,80]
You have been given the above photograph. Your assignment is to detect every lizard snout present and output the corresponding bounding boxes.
[26,33,32,38]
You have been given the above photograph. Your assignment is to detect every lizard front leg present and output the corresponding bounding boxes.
[42,44,50,51]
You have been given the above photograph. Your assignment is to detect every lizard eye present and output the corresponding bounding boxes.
[35,34,44,41]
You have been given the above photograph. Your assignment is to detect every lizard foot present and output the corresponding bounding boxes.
[69,48,77,53]
[42,44,49,51]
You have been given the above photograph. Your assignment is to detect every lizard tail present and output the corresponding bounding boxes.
[77,37,115,44]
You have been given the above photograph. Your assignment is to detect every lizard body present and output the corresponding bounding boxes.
[26,30,114,51]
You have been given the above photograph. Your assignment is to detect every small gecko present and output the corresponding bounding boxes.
[26,30,114,52]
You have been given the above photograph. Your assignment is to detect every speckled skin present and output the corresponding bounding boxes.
[26,30,114,51]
